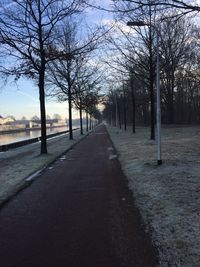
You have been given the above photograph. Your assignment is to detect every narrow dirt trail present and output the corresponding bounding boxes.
[0,125,158,267]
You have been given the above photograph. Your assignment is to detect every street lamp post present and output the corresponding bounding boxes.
[127,21,162,165]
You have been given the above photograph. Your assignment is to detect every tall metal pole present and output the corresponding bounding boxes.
[156,32,162,165]
[127,20,162,165]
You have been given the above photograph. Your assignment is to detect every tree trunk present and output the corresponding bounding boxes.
[130,78,136,133]
[118,101,122,129]
[89,114,92,130]
[38,65,47,154]
[86,111,89,131]
[115,95,118,127]
[79,102,83,135]
[169,70,175,124]
[123,89,127,131]
[92,118,94,129]
[68,85,73,140]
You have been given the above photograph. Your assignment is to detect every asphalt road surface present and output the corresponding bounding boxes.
[0,125,158,267]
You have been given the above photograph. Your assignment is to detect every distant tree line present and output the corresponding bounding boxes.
[103,0,200,138]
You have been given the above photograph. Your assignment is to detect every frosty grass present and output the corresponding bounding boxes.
[0,130,87,206]
[0,124,199,266]
[107,125,200,267]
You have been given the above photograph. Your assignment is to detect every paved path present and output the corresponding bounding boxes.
[0,125,158,267]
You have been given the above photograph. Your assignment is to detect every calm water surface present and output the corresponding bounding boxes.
[0,126,68,145]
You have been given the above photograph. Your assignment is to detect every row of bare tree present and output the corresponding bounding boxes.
[103,0,200,139]
[0,0,103,154]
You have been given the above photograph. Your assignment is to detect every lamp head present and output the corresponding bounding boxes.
[127,21,148,27]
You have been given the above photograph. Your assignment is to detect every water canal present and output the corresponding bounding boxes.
[0,126,68,145]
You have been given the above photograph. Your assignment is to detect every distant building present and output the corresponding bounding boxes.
[11,120,31,128]
[0,116,15,125]
[0,116,67,132]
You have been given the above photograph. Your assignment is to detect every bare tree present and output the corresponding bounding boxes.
[101,1,200,127]
[73,64,101,135]
[106,1,157,139]
[53,114,62,120]
[112,0,200,14]
[0,0,86,154]
[158,17,190,123]
[82,89,100,131]
[31,115,40,121]
[46,20,103,139]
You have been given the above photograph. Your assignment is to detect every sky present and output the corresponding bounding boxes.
[0,77,79,120]
[2,0,199,120]
[0,0,113,120]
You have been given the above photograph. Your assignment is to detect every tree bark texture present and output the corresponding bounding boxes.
[68,85,73,140]
[79,103,83,135]
[39,65,47,154]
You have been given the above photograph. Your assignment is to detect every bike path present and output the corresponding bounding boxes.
[0,125,158,267]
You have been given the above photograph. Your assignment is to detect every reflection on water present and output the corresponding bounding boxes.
[0,126,68,145]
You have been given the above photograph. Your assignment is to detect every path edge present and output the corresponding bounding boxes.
[105,124,160,266]
[0,129,94,209]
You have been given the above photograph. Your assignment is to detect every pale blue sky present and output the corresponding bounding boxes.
[0,0,113,120]
[0,78,75,119]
